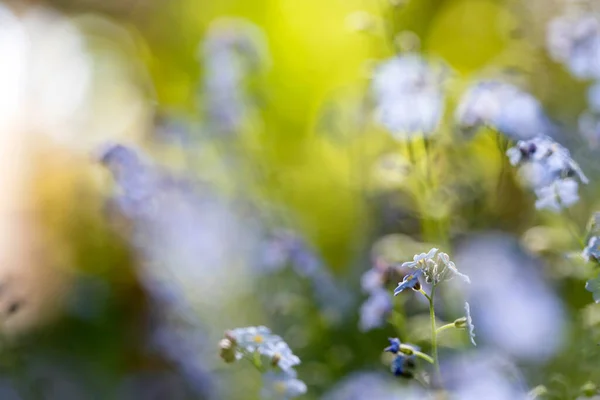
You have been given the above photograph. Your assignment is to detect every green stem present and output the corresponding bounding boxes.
[429,283,441,382]
[413,350,435,364]
[436,323,455,335]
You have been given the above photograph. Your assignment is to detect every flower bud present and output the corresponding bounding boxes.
[453,317,467,329]
[219,338,237,363]
[581,381,598,397]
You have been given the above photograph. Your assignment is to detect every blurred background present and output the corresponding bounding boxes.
[1,0,600,398]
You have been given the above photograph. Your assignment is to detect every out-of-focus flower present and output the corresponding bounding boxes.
[393,269,423,295]
[261,340,301,372]
[383,338,401,353]
[455,233,566,361]
[547,14,600,80]
[442,351,529,400]
[200,18,270,135]
[260,370,307,400]
[227,325,280,354]
[588,82,600,112]
[464,302,477,347]
[258,228,353,322]
[506,136,588,212]
[585,275,600,303]
[322,372,425,400]
[359,289,392,332]
[579,110,600,148]
[455,81,546,140]
[534,178,580,212]
[390,353,416,378]
[222,326,301,374]
[584,236,600,262]
[371,53,446,139]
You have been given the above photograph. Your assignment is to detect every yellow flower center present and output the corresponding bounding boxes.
[253,335,264,343]
[274,382,287,394]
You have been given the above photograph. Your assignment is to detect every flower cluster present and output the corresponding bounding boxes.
[200,18,269,134]
[455,80,547,140]
[396,248,470,287]
[506,136,588,212]
[219,326,306,399]
[358,259,395,331]
[547,13,600,80]
[371,53,447,139]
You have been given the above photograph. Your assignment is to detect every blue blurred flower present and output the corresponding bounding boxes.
[506,136,588,212]
[359,289,392,332]
[260,370,307,400]
[534,179,580,212]
[371,54,447,139]
[583,236,600,262]
[586,276,600,304]
[384,338,401,353]
[260,340,301,372]
[547,14,600,80]
[455,81,546,140]
[390,354,416,378]
[465,302,476,347]
[393,269,423,295]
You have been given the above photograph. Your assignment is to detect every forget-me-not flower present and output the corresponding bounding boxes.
[261,370,307,400]
[583,236,600,262]
[371,54,447,139]
[393,269,423,295]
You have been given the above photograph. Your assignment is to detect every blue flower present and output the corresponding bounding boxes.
[390,354,416,378]
[583,236,600,262]
[384,338,401,353]
[465,302,476,346]
[393,269,423,296]
[261,370,307,399]
[359,289,392,332]
[586,276,600,304]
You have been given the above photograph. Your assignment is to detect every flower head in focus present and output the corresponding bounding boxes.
[393,269,423,295]
[371,54,447,139]
[400,248,469,285]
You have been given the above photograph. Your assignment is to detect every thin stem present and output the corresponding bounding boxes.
[436,323,456,335]
[418,288,431,302]
[429,283,441,382]
[413,350,434,364]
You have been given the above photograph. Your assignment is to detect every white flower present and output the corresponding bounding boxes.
[547,14,600,79]
[456,81,544,140]
[436,252,471,284]
[534,179,580,212]
[261,340,301,372]
[228,326,281,353]
[371,54,446,139]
